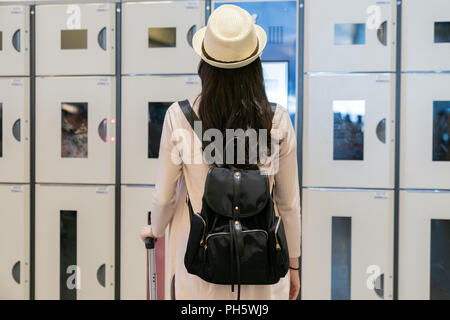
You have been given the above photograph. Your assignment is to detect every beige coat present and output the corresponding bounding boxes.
[151,97,301,300]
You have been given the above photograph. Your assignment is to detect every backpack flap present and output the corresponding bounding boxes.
[204,168,270,218]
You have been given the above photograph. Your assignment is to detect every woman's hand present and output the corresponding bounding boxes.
[288,257,300,300]
[140,225,155,243]
[289,269,300,300]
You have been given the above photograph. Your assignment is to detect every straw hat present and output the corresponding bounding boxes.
[192,4,267,69]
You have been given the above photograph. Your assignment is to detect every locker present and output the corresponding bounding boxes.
[36,77,115,184]
[121,75,201,185]
[301,188,394,300]
[303,74,395,188]
[35,3,115,76]
[399,190,450,300]
[121,185,168,300]
[35,184,115,300]
[0,184,30,300]
[122,0,205,74]
[402,0,450,71]
[0,78,29,183]
[213,0,299,126]
[0,5,29,76]
[304,0,396,72]
[400,73,450,189]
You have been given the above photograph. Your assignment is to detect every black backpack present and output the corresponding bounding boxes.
[179,100,290,300]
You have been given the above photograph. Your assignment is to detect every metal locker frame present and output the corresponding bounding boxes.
[35,184,115,300]
[304,0,396,72]
[120,185,169,300]
[402,0,450,71]
[121,75,201,185]
[301,188,394,300]
[303,73,396,189]
[0,5,30,76]
[400,73,450,189]
[35,76,116,184]
[0,184,30,300]
[0,78,30,183]
[399,190,450,300]
[122,0,205,75]
[35,2,115,76]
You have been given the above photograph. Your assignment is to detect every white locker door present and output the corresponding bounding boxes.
[0,5,29,76]
[36,77,115,184]
[305,0,396,72]
[122,0,204,74]
[121,75,201,185]
[400,73,450,189]
[399,190,450,300]
[36,3,115,76]
[303,74,395,188]
[0,78,29,183]
[121,185,168,300]
[35,184,115,300]
[0,184,30,300]
[402,0,450,71]
[301,188,394,300]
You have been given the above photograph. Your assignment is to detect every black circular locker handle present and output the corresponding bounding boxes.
[12,119,21,142]
[12,261,20,284]
[12,29,21,52]
[376,21,387,46]
[376,118,386,144]
[96,264,106,287]
[373,273,384,299]
[97,27,107,51]
[98,118,107,142]
[186,25,196,48]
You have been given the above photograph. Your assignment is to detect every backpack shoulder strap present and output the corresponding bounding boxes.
[270,102,277,116]
[178,100,209,151]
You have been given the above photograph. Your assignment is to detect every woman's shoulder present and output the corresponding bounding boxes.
[163,97,200,129]
[271,103,292,130]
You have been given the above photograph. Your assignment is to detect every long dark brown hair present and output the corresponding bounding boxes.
[196,58,272,169]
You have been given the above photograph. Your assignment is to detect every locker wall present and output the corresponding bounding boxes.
[0,0,449,301]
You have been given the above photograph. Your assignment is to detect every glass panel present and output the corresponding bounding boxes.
[0,31,3,50]
[60,210,77,300]
[333,100,365,160]
[331,216,351,300]
[61,29,88,50]
[61,103,88,158]
[0,103,3,158]
[434,22,450,43]
[148,102,171,158]
[148,28,176,48]
[334,23,366,45]
[433,101,450,161]
[262,61,289,110]
[430,219,450,300]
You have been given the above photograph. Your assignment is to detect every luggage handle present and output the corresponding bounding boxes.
[146,212,157,300]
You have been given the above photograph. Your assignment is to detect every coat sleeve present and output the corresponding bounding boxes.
[151,106,183,238]
[273,108,301,258]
